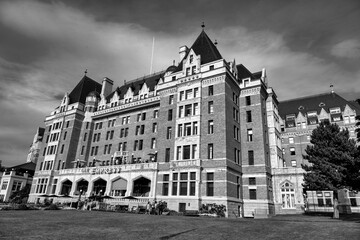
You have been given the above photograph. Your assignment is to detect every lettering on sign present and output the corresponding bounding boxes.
[89,167,121,175]
[240,87,261,97]
[202,75,225,87]
[94,97,160,116]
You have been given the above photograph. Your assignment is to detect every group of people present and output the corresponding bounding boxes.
[146,200,165,215]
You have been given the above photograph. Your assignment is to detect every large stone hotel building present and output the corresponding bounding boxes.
[28,29,360,217]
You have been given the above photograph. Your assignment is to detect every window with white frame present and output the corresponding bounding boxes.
[281,182,295,209]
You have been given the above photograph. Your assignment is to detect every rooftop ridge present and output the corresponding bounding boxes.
[280,92,337,103]
[124,70,165,85]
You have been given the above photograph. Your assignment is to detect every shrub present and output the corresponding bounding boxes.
[44,204,60,210]
[13,203,28,210]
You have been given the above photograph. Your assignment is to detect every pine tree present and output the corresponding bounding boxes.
[302,121,360,191]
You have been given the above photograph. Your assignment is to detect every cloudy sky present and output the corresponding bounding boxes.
[0,0,359,166]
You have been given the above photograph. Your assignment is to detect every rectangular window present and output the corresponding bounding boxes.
[60,144,64,154]
[249,189,257,199]
[246,96,251,106]
[97,133,101,142]
[183,145,191,160]
[176,146,181,160]
[193,103,199,115]
[142,113,146,121]
[151,138,156,149]
[290,147,296,156]
[104,145,108,154]
[108,144,112,154]
[289,137,294,144]
[178,124,183,137]
[180,182,187,196]
[193,122,198,135]
[152,123,157,133]
[291,160,297,167]
[208,101,214,114]
[186,67,190,76]
[184,123,191,136]
[179,91,184,101]
[134,140,138,151]
[81,146,85,155]
[165,148,170,162]
[172,182,178,196]
[84,133,87,141]
[208,143,213,159]
[168,109,173,121]
[120,129,124,138]
[137,114,141,122]
[185,104,192,117]
[185,89,192,99]
[139,140,143,150]
[162,174,169,196]
[191,66,196,75]
[66,121,70,128]
[246,110,252,122]
[192,144,197,159]
[123,142,127,151]
[247,129,253,141]
[169,95,174,105]
[140,125,145,135]
[249,177,256,185]
[153,110,159,118]
[167,127,172,139]
[63,131,67,140]
[194,88,199,98]
[208,85,214,96]
[207,173,214,196]
[248,150,254,165]
[135,126,140,136]
[208,120,214,134]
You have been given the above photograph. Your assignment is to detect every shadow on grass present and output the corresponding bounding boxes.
[304,212,360,223]
[159,228,197,240]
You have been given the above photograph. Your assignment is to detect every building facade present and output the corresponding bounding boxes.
[27,29,359,217]
[274,93,360,214]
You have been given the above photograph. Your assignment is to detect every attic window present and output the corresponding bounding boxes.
[298,106,304,110]
[319,102,325,107]
[329,107,341,114]
[286,114,296,121]
[190,55,193,64]
[209,65,214,70]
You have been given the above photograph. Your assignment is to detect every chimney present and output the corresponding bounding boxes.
[179,45,188,61]
[101,77,114,97]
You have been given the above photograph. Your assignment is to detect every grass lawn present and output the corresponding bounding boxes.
[0,210,359,240]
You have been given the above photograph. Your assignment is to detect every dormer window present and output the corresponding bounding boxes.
[298,106,304,110]
[209,65,214,70]
[286,114,295,121]
[319,102,326,107]
[329,107,341,114]
[307,111,318,125]
[190,55,193,64]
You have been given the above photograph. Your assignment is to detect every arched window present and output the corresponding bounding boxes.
[281,181,296,209]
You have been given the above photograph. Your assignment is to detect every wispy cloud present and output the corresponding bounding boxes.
[0,0,359,166]
[331,39,360,59]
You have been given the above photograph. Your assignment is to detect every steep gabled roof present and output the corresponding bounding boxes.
[174,30,223,72]
[191,30,222,65]
[278,92,360,119]
[68,75,102,104]
[236,64,255,80]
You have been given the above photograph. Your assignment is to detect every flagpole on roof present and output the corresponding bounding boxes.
[150,37,155,74]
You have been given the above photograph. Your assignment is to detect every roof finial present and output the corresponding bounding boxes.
[214,39,218,46]
[201,22,205,30]
[84,69,88,76]
[330,84,334,94]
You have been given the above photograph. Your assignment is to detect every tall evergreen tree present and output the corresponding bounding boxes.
[302,121,360,191]
[356,98,360,143]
